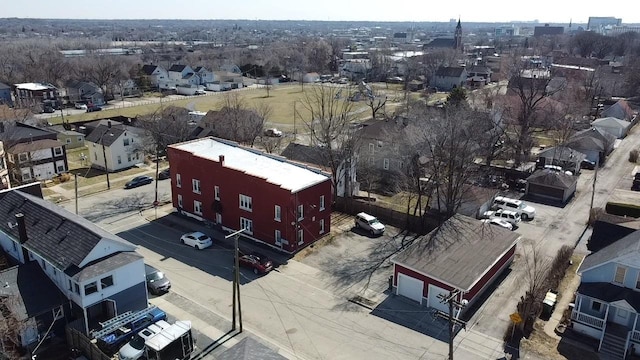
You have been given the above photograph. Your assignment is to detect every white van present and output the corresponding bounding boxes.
[492,196,536,220]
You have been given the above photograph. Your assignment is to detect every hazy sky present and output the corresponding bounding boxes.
[2,0,635,24]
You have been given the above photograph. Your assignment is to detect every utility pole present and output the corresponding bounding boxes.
[101,127,112,190]
[589,157,599,220]
[74,173,78,215]
[226,228,247,332]
[436,289,467,360]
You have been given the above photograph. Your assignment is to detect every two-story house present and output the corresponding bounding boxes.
[431,66,468,91]
[140,65,169,90]
[85,120,143,172]
[65,80,105,107]
[168,64,199,87]
[168,137,332,254]
[193,66,214,85]
[13,83,60,111]
[0,186,148,337]
[572,230,640,359]
[0,122,68,185]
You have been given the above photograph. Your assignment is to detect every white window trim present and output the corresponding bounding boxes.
[274,205,281,221]
[368,143,375,154]
[240,217,253,235]
[383,158,390,170]
[319,195,325,211]
[297,229,304,245]
[176,174,182,188]
[177,194,183,208]
[194,200,202,215]
[298,204,304,221]
[275,229,282,245]
[240,194,252,212]
[319,219,325,234]
[192,179,201,194]
[214,185,220,200]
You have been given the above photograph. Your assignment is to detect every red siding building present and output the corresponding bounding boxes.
[168,137,332,253]
[391,214,520,314]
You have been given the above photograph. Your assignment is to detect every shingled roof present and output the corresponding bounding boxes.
[0,190,136,271]
[527,169,577,189]
[391,214,520,291]
[0,262,66,321]
[85,124,127,147]
[580,229,640,275]
[435,66,466,78]
[169,64,187,72]
[141,65,159,76]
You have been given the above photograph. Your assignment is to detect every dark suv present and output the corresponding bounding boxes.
[145,264,171,295]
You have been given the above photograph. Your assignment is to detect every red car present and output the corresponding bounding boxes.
[239,253,273,275]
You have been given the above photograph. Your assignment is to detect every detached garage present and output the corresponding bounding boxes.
[391,214,520,313]
[526,169,577,204]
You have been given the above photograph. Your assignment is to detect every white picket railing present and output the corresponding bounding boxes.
[571,311,605,329]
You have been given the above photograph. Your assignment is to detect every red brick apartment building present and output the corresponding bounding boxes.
[168,137,332,253]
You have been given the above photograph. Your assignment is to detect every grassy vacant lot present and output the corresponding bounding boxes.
[47,83,406,129]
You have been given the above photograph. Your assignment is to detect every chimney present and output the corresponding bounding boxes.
[15,213,30,263]
[107,120,112,129]
[219,155,225,165]
[15,213,27,244]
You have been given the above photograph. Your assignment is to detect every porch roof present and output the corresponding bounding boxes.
[579,282,640,311]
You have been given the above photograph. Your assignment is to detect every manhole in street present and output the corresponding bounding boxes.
[286,328,298,334]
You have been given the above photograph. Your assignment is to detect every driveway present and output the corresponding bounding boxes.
[297,214,412,304]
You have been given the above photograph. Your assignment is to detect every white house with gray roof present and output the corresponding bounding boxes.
[0,187,148,336]
[572,229,640,359]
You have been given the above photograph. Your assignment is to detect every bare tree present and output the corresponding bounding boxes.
[300,84,358,199]
[500,61,564,165]
[72,56,130,101]
[406,106,486,217]
[199,93,270,146]
[136,106,194,202]
[0,295,28,359]
[517,243,551,333]
[356,82,387,119]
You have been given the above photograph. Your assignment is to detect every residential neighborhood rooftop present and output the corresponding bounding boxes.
[0,190,137,271]
[171,137,330,192]
[391,214,520,291]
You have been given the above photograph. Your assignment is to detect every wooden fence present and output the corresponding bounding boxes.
[334,197,439,234]
[65,325,111,360]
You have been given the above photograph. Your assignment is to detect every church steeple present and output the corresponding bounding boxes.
[454,18,462,51]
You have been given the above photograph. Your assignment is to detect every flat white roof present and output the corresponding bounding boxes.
[145,320,191,350]
[172,138,329,192]
[14,83,53,91]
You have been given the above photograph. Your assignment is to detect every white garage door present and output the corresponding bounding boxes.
[428,284,450,313]
[397,273,424,304]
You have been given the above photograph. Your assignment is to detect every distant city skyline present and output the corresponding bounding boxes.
[2,0,636,24]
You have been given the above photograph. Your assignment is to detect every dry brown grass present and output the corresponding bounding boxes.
[46,84,393,129]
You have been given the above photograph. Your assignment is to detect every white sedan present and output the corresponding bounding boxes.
[180,232,213,250]
[481,218,514,231]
